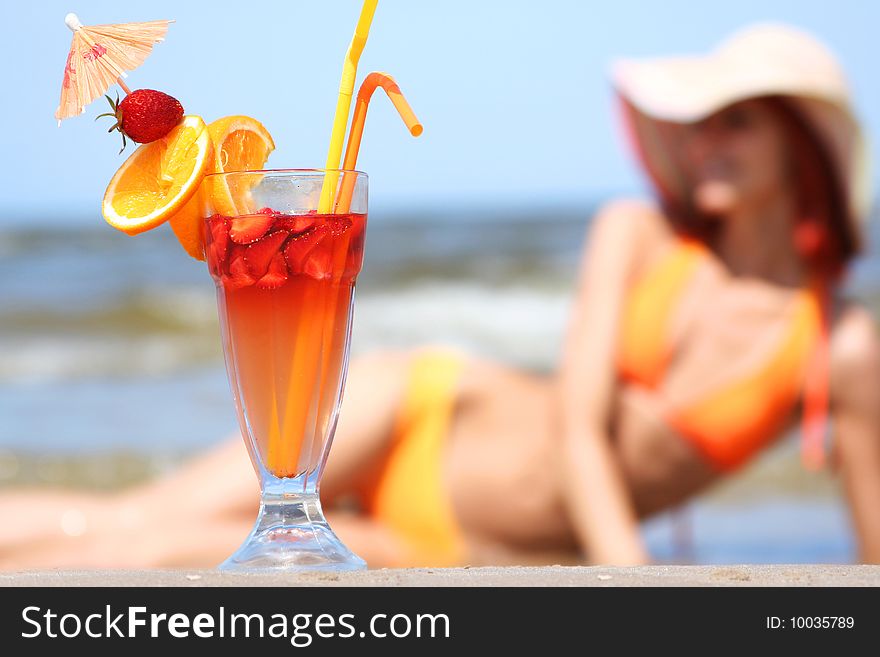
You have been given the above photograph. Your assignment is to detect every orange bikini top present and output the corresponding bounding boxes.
[617,238,829,471]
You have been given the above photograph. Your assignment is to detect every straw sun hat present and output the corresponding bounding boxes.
[612,23,871,248]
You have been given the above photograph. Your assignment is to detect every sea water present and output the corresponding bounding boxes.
[1,203,876,563]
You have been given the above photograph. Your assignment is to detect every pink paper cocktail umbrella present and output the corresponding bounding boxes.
[55,12,172,123]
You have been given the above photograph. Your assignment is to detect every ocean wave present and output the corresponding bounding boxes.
[3,209,879,385]
[0,334,221,384]
[0,282,571,383]
[354,283,571,370]
[0,286,218,334]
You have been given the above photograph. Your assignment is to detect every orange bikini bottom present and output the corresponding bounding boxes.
[356,348,467,566]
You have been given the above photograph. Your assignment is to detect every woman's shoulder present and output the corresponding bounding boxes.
[830,302,880,397]
[591,198,669,233]
[587,198,680,271]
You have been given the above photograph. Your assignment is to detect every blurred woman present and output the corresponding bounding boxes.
[2,23,879,569]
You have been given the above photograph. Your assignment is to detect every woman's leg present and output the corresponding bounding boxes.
[0,350,415,569]
[326,511,410,567]
[0,440,257,569]
[320,349,413,504]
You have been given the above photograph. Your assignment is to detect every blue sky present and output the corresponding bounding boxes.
[2,0,879,225]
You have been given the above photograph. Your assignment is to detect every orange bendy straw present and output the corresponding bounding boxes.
[317,0,379,213]
[335,72,422,213]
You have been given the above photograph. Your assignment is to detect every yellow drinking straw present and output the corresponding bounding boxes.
[317,0,379,213]
[276,0,377,475]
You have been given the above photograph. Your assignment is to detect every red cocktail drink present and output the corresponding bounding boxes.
[207,211,366,480]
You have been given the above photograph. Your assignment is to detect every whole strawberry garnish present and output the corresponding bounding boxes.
[97,89,184,152]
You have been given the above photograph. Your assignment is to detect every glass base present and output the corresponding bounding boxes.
[219,493,366,572]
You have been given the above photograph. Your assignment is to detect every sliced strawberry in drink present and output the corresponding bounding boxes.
[230,211,275,244]
[205,215,230,277]
[225,241,247,268]
[206,244,221,277]
[275,214,317,234]
[256,252,289,289]
[284,224,330,275]
[292,215,317,233]
[304,237,335,280]
[244,229,290,278]
[328,215,353,236]
[343,216,367,278]
[208,215,231,259]
[223,251,257,289]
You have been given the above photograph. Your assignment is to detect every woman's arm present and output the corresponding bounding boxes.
[830,306,880,563]
[556,200,657,565]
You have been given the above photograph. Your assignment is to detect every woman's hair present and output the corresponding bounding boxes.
[770,96,856,278]
[669,96,856,279]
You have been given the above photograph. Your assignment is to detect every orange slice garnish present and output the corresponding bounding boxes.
[169,116,275,260]
[102,116,213,235]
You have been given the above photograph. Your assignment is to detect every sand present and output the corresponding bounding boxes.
[2,565,878,587]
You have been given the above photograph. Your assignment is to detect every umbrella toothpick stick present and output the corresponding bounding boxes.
[65,14,132,95]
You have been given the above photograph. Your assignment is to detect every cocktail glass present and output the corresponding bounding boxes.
[203,169,368,571]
